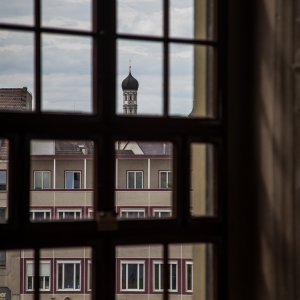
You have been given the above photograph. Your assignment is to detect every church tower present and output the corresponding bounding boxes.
[121,65,139,115]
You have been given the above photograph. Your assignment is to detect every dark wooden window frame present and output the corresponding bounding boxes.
[0,1,227,300]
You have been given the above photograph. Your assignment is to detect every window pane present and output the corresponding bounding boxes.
[0,31,34,112]
[64,263,74,289]
[42,34,92,113]
[117,0,162,36]
[170,0,216,40]
[117,40,163,116]
[42,0,92,31]
[127,264,138,289]
[73,172,81,189]
[190,144,215,216]
[0,0,33,25]
[65,172,73,189]
[58,264,63,289]
[116,141,173,220]
[154,264,160,290]
[116,245,163,297]
[170,44,216,118]
[43,172,51,189]
[127,172,135,189]
[169,243,215,298]
[34,172,43,189]
[30,140,94,222]
[0,251,6,268]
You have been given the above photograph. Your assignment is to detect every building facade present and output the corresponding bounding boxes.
[0,83,210,300]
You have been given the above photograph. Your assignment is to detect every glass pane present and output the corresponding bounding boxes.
[0,31,34,112]
[117,40,163,116]
[42,34,92,113]
[190,144,215,216]
[170,44,216,117]
[117,0,162,36]
[30,140,94,222]
[43,172,51,189]
[170,0,216,40]
[169,243,214,298]
[41,247,91,297]
[42,0,92,31]
[116,245,163,297]
[116,141,173,219]
[0,0,33,25]
[34,172,43,189]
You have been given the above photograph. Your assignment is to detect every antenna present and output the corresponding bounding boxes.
[129,59,131,74]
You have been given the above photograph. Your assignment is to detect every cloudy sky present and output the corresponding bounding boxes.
[0,0,203,116]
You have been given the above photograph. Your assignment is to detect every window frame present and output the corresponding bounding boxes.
[26,260,51,292]
[87,260,92,292]
[0,251,6,268]
[33,170,51,190]
[126,170,143,189]
[120,260,145,292]
[152,209,172,218]
[0,170,7,191]
[0,1,225,300]
[56,260,81,291]
[185,261,193,292]
[57,209,82,221]
[119,209,145,219]
[153,260,178,293]
[159,170,172,189]
[64,170,81,189]
[30,209,51,221]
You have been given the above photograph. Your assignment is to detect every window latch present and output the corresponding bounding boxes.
[96,212,118,231]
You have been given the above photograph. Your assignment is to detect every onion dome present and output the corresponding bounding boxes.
[121,66,139,90]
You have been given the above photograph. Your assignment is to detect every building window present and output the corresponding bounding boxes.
[159,171,172,189]
[88,260,92,291]
[0,170,7,190]
[186,261,193,292]
[30,210,51,221]
[33,171,51,190]
[65,171,81,189]
[26,261,51,291]
[87,208,93,219]
[121,261,144,291]
[57,210,81,220]
[57,261,81,291]
[0,208,6,223]
[127,171,143,189]
[153,261,177,292]
[120,209,145,219]
[153,209,172,218]
[0,251,6,268]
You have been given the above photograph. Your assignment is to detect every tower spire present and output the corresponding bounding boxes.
[121,62,139,115]
[129,59,131,74]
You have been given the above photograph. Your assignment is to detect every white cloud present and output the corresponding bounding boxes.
[0,0,203,116]
[42,0,91,30]
[0,0,33,25]
[118,0,162,36]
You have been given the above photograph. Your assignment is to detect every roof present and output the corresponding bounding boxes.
[116,141,172,156]
[55,140,94,155]
[121,71,139,90]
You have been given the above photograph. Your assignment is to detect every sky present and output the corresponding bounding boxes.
[0,0,209,116]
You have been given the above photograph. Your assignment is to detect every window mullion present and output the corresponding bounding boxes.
[163,0,170,117]
[34,0,41,113]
